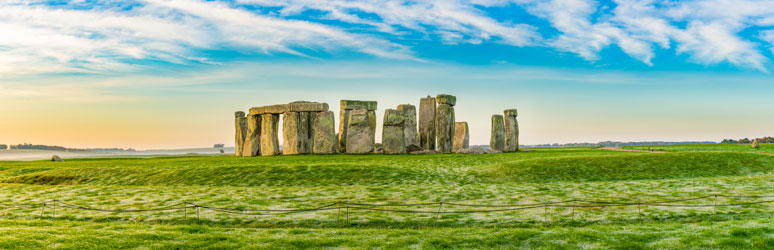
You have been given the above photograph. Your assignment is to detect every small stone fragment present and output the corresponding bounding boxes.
[51,155,64,162]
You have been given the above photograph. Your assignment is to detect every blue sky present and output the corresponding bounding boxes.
[1,0,774,149]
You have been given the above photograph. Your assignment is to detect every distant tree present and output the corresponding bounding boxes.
[0,144,6,150]
[213,144,225,148]
[752,139,760,149]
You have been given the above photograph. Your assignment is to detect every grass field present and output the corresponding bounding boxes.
[623,143,774,153]
[0,146,772,249]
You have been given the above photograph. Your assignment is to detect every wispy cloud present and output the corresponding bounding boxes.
[2,0,774,74]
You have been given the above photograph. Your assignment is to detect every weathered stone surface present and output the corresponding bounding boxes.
[340,100,378,111]
[436,94,456,106]
[346,109,374,154]
[490,115,505,151]
[51,155,64,162]
[283,112,310,155]
[313,111,337,154]
[453,122,469,151]
[235,111,247,157]
[383,109,405,125]
[243,114,261,157]
[289,102,329,112]
[249,104,289,115]
[456,147,500,154]
[435,104,455,153]
[397,104,419,151]
[419,96,436,150]
[260,114,280,156]
[382,109,406,155]
[298,112,312,154]
[504,109,518,117]
[504,113,519,152]
[338,109,350,153]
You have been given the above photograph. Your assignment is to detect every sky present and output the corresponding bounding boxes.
[1,0,774,149]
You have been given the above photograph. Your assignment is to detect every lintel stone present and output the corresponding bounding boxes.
[340,100,377,111]
[249,104,289,115]
[504,109,518,117]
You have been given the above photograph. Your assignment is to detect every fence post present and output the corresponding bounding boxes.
[196,204,200,222]
[637,202,642,223]
[346,206,350,228]
[713,195,718,220]
[40,202,46,219]
[543,204,548,226]
[433,201,443,228]
[570,200,575,225]
[52,200,57,219]
[184,202,188,224]
[337,202,341,227]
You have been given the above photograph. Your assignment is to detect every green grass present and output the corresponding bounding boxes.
[623,143,774,152]
[0,147,772,249]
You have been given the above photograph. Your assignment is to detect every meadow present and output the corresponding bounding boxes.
[0,146,772,249]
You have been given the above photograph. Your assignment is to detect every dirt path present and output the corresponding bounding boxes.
[599,147,667,153]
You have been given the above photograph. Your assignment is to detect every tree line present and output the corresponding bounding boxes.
[721,137,773,144]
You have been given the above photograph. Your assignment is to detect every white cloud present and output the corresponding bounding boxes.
[0,0,415,75]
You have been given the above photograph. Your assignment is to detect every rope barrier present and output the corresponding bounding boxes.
[0,195,769,223]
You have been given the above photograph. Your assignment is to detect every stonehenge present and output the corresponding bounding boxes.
[397,104,420,152]
[453,122,469,151]
[490,115,505,151]
[233,95,522,156]
[382,109,406,154]
[435,94,456,153]
[338,100,377,153]
[504,109,519,152]
[234,111,247,157]
[419,96,436,150]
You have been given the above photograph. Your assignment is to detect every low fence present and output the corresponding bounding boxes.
[1,194,772,227]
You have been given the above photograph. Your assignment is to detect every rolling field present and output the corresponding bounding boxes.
[0,146,772,249]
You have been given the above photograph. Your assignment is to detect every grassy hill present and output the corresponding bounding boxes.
[0,147,772,249]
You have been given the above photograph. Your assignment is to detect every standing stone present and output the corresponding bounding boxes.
[504,109,519,152]
[435,94,456,153]
[382,109,406,154]
[338,100,377,153]
[490,115,505,151]
[313,111,337,154]
[419,96,436,150]
[243,114,261,156]
[260,114,280,156]
[283,112,309,155]
[345,108,373,154]
[234,111,247,157]
[397,104,419,152]
[453,122,469,152]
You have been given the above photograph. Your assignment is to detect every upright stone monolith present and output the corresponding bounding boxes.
[313,111,337,154]
[435,94,456,153]
[504,109,519,152]
[490,114,505,151]
[338,100,377,153]
[260,114,280,156]
[397,104,419,152]
[243,114,261,156]
[419,96,436,151]
[382,109,406,154]
[282,112,303,155]
[453,122,469,152]
[346,108,374,154]
[235,111,247,157]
